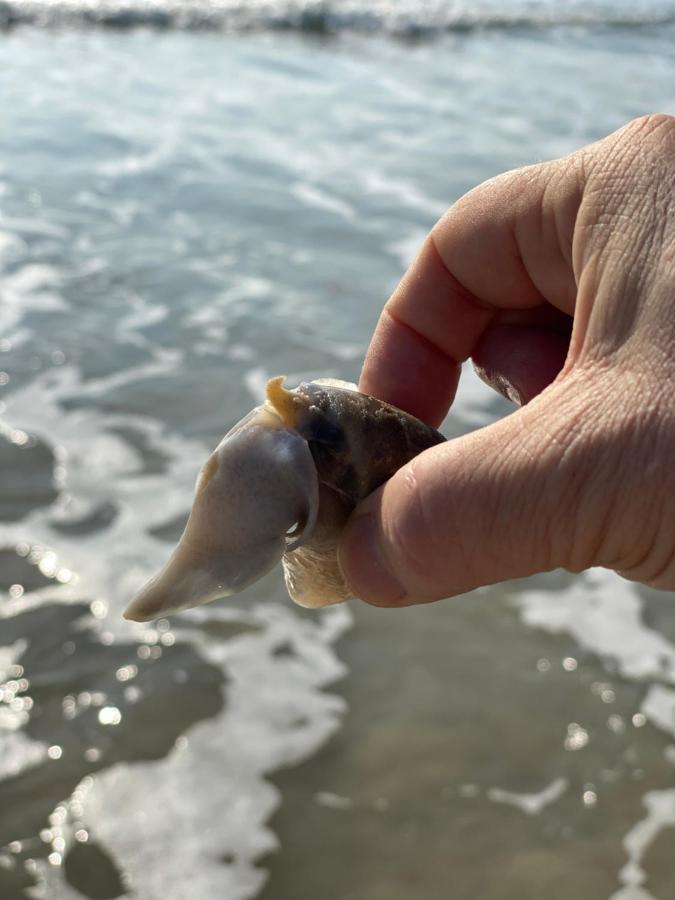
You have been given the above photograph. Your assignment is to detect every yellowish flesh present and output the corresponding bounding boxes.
[265,376,305,429]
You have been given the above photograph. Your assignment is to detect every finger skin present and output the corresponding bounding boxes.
[360,306,462,429]
[340,377,602,606]
[345,115,675,604]
[359,156,583,423]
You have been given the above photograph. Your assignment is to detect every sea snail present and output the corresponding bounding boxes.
[124,377,445,622]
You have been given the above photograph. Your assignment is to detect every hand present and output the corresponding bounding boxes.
[338,115,675,607]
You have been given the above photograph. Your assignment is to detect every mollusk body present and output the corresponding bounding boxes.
[124,377,444,622]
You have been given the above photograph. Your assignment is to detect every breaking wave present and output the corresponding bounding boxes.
[2,0,675,34]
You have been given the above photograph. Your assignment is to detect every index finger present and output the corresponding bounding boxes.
[359,157,582,426]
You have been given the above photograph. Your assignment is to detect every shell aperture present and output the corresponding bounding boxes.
[124,377,444,621]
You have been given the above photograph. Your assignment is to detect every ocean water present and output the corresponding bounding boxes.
[1,5,675,899]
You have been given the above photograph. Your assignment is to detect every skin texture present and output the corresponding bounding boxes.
[338,114,675,607]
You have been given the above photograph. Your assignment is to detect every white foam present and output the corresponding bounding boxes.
[486,777,569,816]
[0,640,27,682]
[360,170,446,218]
[0,215,68,240]
[515,569,675,684]
[0,230,26,262]
[386,227,427,270]
[0,641,49,779]
[115,294,169,339]
[315,791,354,810]
[0,366,352,898]
[243,366,269,402]
[641,685,675,739]
[0,731,48,779]
[292,183,356,222]
[0,263,69,333]
[29,602,351,900]
[611,790,675,900]
[96,141,177,178]
[514,567,675,898]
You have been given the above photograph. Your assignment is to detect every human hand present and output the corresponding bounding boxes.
[338,115,675,607]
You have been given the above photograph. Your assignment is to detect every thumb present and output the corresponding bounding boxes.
[338,381,602,606]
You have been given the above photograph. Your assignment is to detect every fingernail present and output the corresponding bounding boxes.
[339,512,407,606]
[473,364,525,406]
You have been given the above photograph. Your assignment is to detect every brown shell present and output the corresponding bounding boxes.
[280,381,445,607]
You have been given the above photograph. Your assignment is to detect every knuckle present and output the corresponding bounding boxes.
[622,113,675,170]
[591,113,675,187]
[628,112,675,141]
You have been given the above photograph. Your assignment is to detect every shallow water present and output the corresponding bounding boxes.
[1,11,675,900]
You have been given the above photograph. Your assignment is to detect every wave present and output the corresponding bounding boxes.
[2,0,675,34]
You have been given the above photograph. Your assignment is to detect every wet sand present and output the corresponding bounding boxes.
[260,586,675,900]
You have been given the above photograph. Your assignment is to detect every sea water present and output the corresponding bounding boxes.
[1,5,675,898]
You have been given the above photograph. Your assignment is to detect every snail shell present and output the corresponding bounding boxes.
[124,377,444,622]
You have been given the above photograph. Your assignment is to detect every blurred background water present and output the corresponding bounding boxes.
[1,3,675,898]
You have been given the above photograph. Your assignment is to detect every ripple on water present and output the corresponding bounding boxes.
[0,600,226,896]
[49,500,119,537]
[0,428,59,522]
[1,18,674,900]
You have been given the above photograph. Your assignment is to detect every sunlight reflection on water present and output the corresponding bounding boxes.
[1,16,675,900]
